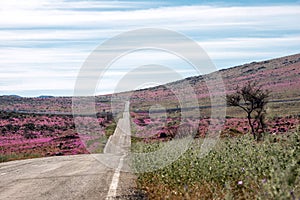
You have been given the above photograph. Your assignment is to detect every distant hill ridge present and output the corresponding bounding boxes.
[38,95,55,99]
[1,53,299,116]
[127,53,300,100]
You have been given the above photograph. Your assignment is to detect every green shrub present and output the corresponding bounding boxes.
[135,132,300,199]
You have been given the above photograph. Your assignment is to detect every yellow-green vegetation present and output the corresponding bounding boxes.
[86,136,108,153]
[105,121,117,138]
[0,152,42,163]
[134,132,300,199]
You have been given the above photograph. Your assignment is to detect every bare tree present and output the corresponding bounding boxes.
[226,81,270,140]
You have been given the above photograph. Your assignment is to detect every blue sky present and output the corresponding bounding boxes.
[0,0,299,96]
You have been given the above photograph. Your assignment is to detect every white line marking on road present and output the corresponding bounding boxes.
[106,154,126,200]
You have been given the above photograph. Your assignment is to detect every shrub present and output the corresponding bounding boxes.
[227,81,270,140]
[135,132,300,199]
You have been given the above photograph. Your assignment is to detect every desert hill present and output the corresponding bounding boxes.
[1,53,299,117]
[125,53,300,117]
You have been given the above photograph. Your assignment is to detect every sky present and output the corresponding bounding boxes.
[0,0,299,97]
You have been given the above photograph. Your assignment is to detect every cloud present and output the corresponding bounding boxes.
[0,1,299,96]
[0,0,156,11]
[200,36,300,61]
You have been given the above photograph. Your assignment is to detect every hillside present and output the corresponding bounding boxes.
[0,53,299,116]
[126,53,300,117]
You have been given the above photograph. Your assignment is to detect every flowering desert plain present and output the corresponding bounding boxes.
[0,53,300,199]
